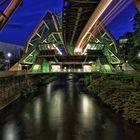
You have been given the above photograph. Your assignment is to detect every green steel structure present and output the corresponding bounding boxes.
[18,11,64,72]
[11,0,134,73]
[81,20,124,72]
[16,12,124,73]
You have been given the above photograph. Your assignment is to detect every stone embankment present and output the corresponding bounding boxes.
[0,71,40,110]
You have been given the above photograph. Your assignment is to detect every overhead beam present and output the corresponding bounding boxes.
[75,0,112,54]
[70,8,82,45]
[134,0,140,12]
[0,0,23,30]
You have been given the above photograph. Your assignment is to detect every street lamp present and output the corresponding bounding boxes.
[7,52,12,58]
[7,52,12,70]
[138,52,140,58]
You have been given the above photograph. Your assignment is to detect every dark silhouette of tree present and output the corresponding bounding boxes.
[118,9,140,69]
[133,9,140,46]
[133,9,140,31]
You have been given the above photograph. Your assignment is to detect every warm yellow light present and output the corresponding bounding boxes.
[74,0,112,53]
[138,53,140,58]
[74,47,82,53]
[82,96,89,111]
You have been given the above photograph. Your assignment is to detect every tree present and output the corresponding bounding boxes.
[133,9,140,31]
[118,9,140,70]
[133,9,140,46]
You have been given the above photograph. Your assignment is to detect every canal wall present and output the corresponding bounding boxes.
[85,72,140,125]
[0,72,41,110]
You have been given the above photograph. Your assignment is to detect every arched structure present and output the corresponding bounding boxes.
[11,0,135,72]
[11,11,64,72]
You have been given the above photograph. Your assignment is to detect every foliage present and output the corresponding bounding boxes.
[87,73,140,125]
[133,9,140,31]
[84,75,91,86]
[118,9,140,70]
[41,75,58,85]
[123,92,140,124]
[21,84,37,99]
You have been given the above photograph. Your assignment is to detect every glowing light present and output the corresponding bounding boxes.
[51,65,61,72]
[78,69,81,72]
[74,47,82,53]
[53,44,62,55]
[33,64,41,72]
[46,84,52,101]
[3,121,19,140]
[82,96,89,111]
[49,91,63,127]
[75,0,112,53]
[138,52,140,58]
[80,95,95,128]
[34,98,42,126]
[83,44,90,55]
[7,52,12,58]
[83,65,92,72]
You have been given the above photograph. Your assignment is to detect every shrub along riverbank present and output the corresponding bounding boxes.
[21,74,58,99]
[84,72,140,125]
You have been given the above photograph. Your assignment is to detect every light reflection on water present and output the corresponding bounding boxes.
[49,90,63,128]
[46,83,52,102]
[2,121,19,140]
[80,95,95,128]
[0,74,140,140]
[33,98,42,126]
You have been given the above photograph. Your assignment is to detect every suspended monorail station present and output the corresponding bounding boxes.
[0,1,140,140]
[7,0,134,73]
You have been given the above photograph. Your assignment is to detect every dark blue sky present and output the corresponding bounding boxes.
[107,2,136,39]
[0,0,63,46]
[0,0,136,46]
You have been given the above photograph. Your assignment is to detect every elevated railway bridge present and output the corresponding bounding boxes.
[0,0,139,72]
[9,0,134,73]
[0,1,136,108]
[0,1,140,139]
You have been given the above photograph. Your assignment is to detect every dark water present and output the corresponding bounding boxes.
[0,74,140,140]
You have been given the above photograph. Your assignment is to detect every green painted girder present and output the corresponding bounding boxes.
[20,11,64,66]
[83,20,123,66]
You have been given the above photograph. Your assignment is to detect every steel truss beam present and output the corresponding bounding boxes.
[62,0,101,54]
[82,20,123,65]
[20,11,64,65]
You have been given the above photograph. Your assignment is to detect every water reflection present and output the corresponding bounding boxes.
[0,74,140,140]
[33,98,42,126]
[2,121,19,140]
[46,83,52,102]
[80,95,95,128]
[49,90,63,128]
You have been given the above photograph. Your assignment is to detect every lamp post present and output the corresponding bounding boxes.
[138,52,140,58]
[7,52,12,70]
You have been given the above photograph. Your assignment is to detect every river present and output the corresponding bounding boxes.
[0,74,140,140]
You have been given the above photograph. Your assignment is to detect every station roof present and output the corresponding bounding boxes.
[37,50,105,63]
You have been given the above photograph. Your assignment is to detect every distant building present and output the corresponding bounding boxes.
[0,42,23,70]
[0,42,23,60]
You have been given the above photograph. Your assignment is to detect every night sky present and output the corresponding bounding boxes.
[0,0,137,46]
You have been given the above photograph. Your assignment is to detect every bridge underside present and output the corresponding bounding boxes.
[31,51,112,73]
[62,0,101,54]
[10,0,134,73]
